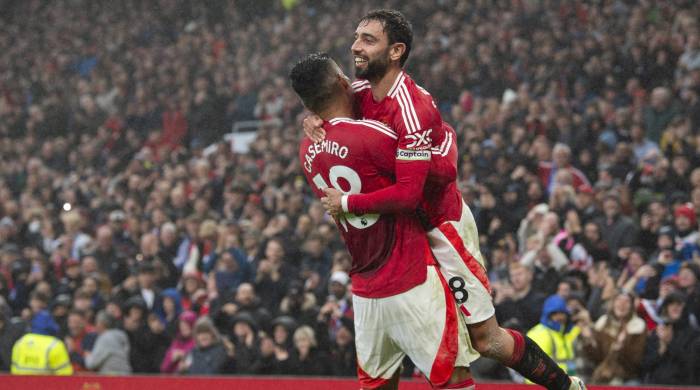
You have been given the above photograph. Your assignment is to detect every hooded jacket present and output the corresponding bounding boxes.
[527,295,581,375]
[160,311,197,373]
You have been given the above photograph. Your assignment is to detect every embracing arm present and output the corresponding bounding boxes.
[345,159,430,215]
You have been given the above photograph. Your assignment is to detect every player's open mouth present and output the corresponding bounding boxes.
[354,56,368,67]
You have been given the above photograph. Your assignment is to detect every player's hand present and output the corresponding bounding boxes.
[321,188,343,216]
[303,115,326,143]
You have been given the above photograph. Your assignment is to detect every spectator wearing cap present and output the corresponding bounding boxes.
[11,310,72,375]
[160,310,197,374]
[579,291,646,384]
[85,310,131,374]
[186,316,231,375]
[641,291,700,385]
[527,295,581,377]
[673,203,699,260]
[317,271,351,341]
[64,309,96,372]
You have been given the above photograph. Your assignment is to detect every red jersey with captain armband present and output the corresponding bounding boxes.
[349,72,462,227]
[299,117,431,298]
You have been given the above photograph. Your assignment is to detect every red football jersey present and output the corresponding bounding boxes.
[299,117,430,298]
[349,71,462,227]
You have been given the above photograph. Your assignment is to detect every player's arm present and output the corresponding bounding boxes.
[426,122,458,185]
[343,101,441,215]
[302,83,368,143]
[345,153,430,215]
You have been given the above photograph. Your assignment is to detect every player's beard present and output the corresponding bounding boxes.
[355,49,390,82]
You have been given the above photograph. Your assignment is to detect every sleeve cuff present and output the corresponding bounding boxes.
[341,195,350,213]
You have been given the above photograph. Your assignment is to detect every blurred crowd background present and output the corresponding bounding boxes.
[1,0,699,385]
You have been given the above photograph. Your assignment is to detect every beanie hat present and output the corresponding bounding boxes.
[674,203,697,226]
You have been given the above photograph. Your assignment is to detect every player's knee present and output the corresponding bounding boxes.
[469,328,493,356]
[473,336,495,356]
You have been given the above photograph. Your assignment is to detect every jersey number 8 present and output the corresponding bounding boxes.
[312,165,379,231]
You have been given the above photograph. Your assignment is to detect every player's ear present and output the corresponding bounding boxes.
[390,43,406,63]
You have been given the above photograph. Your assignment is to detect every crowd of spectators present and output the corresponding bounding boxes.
[0,0,699,385]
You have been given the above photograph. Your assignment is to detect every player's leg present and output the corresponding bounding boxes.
[353,293,405,390]
[386,265,480,388]
[426,202,495,326]
[371,369,400,390]
[430,203,582,390]
[467,315,580,389]
[435,366,475,389]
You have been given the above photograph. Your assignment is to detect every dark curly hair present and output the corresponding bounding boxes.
[359,9,413,67]
[289,52,338,113]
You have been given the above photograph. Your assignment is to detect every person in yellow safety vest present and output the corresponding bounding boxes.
[11,310,73,375]
[527,294,581,376]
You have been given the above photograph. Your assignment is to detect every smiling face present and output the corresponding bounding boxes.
[351,19,393,81]
[612,293,632,319]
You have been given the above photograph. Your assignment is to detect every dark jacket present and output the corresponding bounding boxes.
[597,214,638,266]
[287,348,329,376]
[126,324,170,373]
[496,288,546,332]
[187,342,230,375]
[641,317,700,385]
[0,318,25,371]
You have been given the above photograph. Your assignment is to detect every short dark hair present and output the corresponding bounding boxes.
[289,52,339,113]
[359,9,413,66]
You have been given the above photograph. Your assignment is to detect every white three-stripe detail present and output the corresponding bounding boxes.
[432,131,452,156]
[399,84,421,132]
[387,72,405,97]
[396,87,420,134]
[330,119,397,140]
